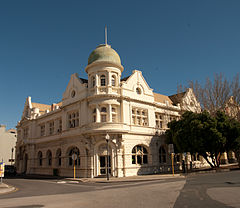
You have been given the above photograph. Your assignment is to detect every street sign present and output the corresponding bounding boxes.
[71,154,77,180]
[0,162,5,178]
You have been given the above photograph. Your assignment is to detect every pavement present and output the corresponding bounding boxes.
[0,173,183,195]
[66,173,184,183]
[0,182,15,194]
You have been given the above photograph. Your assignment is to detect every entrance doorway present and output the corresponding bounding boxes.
[99,156,111,175]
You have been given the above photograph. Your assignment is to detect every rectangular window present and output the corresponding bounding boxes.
[101,115,106,122]
[112,114,116,122]
[68,111,79,128]
[111,107,117,122]
[59,119,62,132]
[155,113,164,129]
[132,108,148,126]
[49,121,54,135]
[40,124,45,136]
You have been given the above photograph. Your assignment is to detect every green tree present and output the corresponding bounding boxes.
[166,111,240,168]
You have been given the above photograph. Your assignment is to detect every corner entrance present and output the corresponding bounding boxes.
[99,155,111,175]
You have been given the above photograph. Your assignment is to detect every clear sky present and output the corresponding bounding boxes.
[1,0,240,129]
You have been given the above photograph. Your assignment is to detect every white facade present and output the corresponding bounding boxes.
[0,125,17,165]
[16,44,203,177]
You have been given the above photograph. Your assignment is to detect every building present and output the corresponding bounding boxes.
[16,43,203,177]
[0,125,17,165]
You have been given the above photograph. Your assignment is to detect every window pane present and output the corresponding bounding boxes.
[101,115,106,122]
[101,75,106,86]
[112,115,116,122]
[143,155,148,164]
[132,147,136,153]
[137,155,142,164]
[143,147,147,153]
[112,76,116,86]
[137,146,141,152]
[101,107,107,112]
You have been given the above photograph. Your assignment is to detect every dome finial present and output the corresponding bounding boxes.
[105,25,108,45]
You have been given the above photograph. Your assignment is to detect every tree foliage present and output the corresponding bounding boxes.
[166,111,240,168]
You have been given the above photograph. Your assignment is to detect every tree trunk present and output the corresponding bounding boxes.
[202,154,214,168]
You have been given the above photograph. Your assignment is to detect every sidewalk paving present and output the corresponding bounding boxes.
[0,183,15,195]
[66,173,185,183]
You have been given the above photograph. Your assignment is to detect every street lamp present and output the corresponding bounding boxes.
[105,134,110,181]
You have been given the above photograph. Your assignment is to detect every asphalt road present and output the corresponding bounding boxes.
[0,170,239,208]
[174,170,240,208]
[0,177,185,208]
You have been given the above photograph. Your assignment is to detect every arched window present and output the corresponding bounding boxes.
[91,76,96,88]
[100,75,106,86]
[38,151,43,166]
[68,147,80,166]
[111,75,116,87]
[159,146,166,163]
[56,148,61,166]
[101,107,107,122]
[132,145,148,164]
[46,150,52,166]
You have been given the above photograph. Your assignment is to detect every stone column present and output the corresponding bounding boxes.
[95,74,99,94]
[88,148,94,178]
[108,104,112,122]
[96,105,100,122]
[108,72,111,86]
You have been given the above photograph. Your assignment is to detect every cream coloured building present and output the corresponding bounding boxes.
[0,125,17,165]
[16,43,203,177]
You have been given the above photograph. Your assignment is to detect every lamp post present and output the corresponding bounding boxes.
[168,144,175,176]
[105,134,110,181]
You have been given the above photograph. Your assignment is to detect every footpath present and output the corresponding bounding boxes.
[0,183,15,195]
[66,173,184,183]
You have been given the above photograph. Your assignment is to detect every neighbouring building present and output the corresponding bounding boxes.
[16,43,205,177]
[0,125,17,165]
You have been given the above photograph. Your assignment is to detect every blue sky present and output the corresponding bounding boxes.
[1,0,240,129]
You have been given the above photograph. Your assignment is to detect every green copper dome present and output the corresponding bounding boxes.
[88,44,121,66]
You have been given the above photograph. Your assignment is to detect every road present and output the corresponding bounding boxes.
[174,170,240,208]
[0,177,185,208]
[0,170,240,208]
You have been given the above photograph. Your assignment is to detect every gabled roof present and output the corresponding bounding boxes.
[153,92,173,104]
[169,91,186,105]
